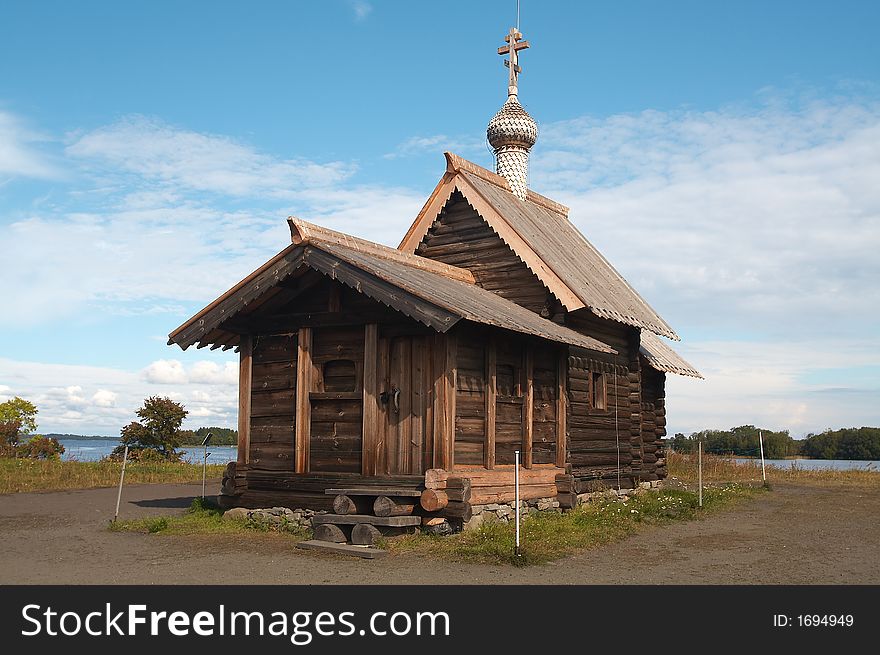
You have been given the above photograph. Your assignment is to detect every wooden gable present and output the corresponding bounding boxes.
[414,190,563,316]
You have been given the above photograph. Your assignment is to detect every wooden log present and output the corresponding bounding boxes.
[332,494,374,515]
[420,489,449,512]
[452,466,560,486]
[555,473,574,493]
[312,514,421,527]
[351,523,382,546]
[557,492,578,509]
[437,501,472,522]
[313,524,347,543]
[445,485,471,503]
[373,496,417,517]
[425,468,449,488]
[470,483,557,505]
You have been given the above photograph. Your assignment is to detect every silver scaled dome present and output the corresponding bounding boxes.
[487,95,538,150]
[487,95,537,200]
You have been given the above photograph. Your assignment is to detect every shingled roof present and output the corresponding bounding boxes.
[167,218,615,355]
[639,331,703,379]
[399,153,680,341]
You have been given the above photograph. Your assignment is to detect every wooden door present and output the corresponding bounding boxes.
[378,335,429,475]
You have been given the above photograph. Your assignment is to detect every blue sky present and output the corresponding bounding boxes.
[1,0,878,437]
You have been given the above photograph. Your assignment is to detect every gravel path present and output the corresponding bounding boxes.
[1,480,877,584]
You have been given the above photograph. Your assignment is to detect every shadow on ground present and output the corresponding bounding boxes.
[131,496,197,509]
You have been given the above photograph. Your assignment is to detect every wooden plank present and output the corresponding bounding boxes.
[312,514,422,527]
[376,336,389,475]
[471,483,557,505]
[295,327,312,473]
[295,540,387,559]
[447,332,457,470]
[453,465,561,487]
[362,323,378,476]
[485,338,496,469]
[556,349,567,469]
[523,346,534,469]
[410,336,425,475]
[238,335,253,465]
[431,333,447,470]
[325,487,424,497]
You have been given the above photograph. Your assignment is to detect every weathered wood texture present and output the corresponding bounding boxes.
[565,314,646,487]
[373,495,417,517]
[309,326,364,473]
[248,334,296,471]
[414,191,562,316]
[238,335,253,465]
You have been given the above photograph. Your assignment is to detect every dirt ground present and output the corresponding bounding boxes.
[1,480,877,584]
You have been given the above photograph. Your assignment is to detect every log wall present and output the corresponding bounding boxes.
[565,312,643,489]
[248,334,297,471]
[415,191,563,316]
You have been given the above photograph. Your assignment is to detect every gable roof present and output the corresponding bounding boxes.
[639,331,703,379]
[167,218,615,355]
[399,152,679,341]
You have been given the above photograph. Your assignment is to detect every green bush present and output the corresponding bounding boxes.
[15,435,65,460]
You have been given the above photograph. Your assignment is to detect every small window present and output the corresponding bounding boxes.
[592,371,607,410]
[322,359,356,392]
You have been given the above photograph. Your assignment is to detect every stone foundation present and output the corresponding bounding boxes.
[463,496,561,531]
[222,506,324,532]
[462,480,664,531]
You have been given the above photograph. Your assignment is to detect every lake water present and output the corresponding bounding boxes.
[728,457,879,472]
[58,438,238,466]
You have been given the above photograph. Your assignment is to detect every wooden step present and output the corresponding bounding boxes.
[312,514,422,527]
[295,540,387,559]
[325,487,423,497]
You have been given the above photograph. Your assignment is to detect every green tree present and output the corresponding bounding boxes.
[113,396,188,460]
[0,397,39,443]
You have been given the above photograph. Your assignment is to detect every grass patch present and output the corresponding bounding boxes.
[386,484,761,566]
[667,451,880,489]
[0,458,227,494]
[109,498,311,539]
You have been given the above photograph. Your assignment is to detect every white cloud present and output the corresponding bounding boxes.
[189,361,238,385]
[0,110,59,179]
[532,94,880,341]
[0,357,238,434]
[92,389,117,407]
[0,115,425,328]
[66,115,354,197]
[526,91,880,435]
[142,359,238,386]
[142,360,188,385]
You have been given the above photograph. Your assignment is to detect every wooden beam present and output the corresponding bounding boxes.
[237,335,252,465]
[485,338,496,470]
[523,345,534,469]
[361,324,379,476]
[169,247,305,349]
[295,327,312,473]
[431,334,447,471]
[446,332,457,471]
[556,348,567,469]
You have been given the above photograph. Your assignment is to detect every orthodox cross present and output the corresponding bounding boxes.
[497,27,530,96]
